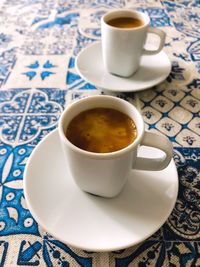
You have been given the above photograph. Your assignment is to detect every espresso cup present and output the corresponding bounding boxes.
[58,96,172,198]
[101,9,166,77]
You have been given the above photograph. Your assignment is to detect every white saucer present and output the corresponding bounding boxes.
[24,130,178,252]
[75,42,171,92]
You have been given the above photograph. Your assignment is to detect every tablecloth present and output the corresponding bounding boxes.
[0,0,200,266]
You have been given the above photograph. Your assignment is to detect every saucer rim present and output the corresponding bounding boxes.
[75,41,172,92]
[24,129,178,252]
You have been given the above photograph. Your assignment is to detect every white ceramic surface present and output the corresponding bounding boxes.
[75,41,171,92]
[101,9,166,77]
[24,129,178,252]
[58,95,173,198]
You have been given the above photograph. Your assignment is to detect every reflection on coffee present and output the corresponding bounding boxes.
[66,108,137,153]
[107,17,143,29]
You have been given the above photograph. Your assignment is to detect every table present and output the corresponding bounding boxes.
[0,0,199,266]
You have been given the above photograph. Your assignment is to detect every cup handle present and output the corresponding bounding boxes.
[143,27,166,56]
[134,131,173,171]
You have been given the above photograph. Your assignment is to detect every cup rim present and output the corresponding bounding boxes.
[58,95,145,159]
[101,9,150,31]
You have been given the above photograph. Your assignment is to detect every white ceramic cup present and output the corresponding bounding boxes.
[101,9,166,77]
[58,96,172,198]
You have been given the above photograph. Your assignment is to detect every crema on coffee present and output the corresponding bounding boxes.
[107,17,143,29]
[66,108,137,153]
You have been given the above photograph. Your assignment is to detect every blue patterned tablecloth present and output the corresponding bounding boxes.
[0,0,200,266]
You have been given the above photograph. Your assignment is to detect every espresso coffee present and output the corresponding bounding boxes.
[107,16,143,29]
[66,108,137,153]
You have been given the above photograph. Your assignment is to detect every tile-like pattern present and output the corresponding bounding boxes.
[0,0,200,266]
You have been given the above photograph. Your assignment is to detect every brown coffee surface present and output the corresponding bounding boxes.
[66,108,137,153]
[107,17,143,28]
